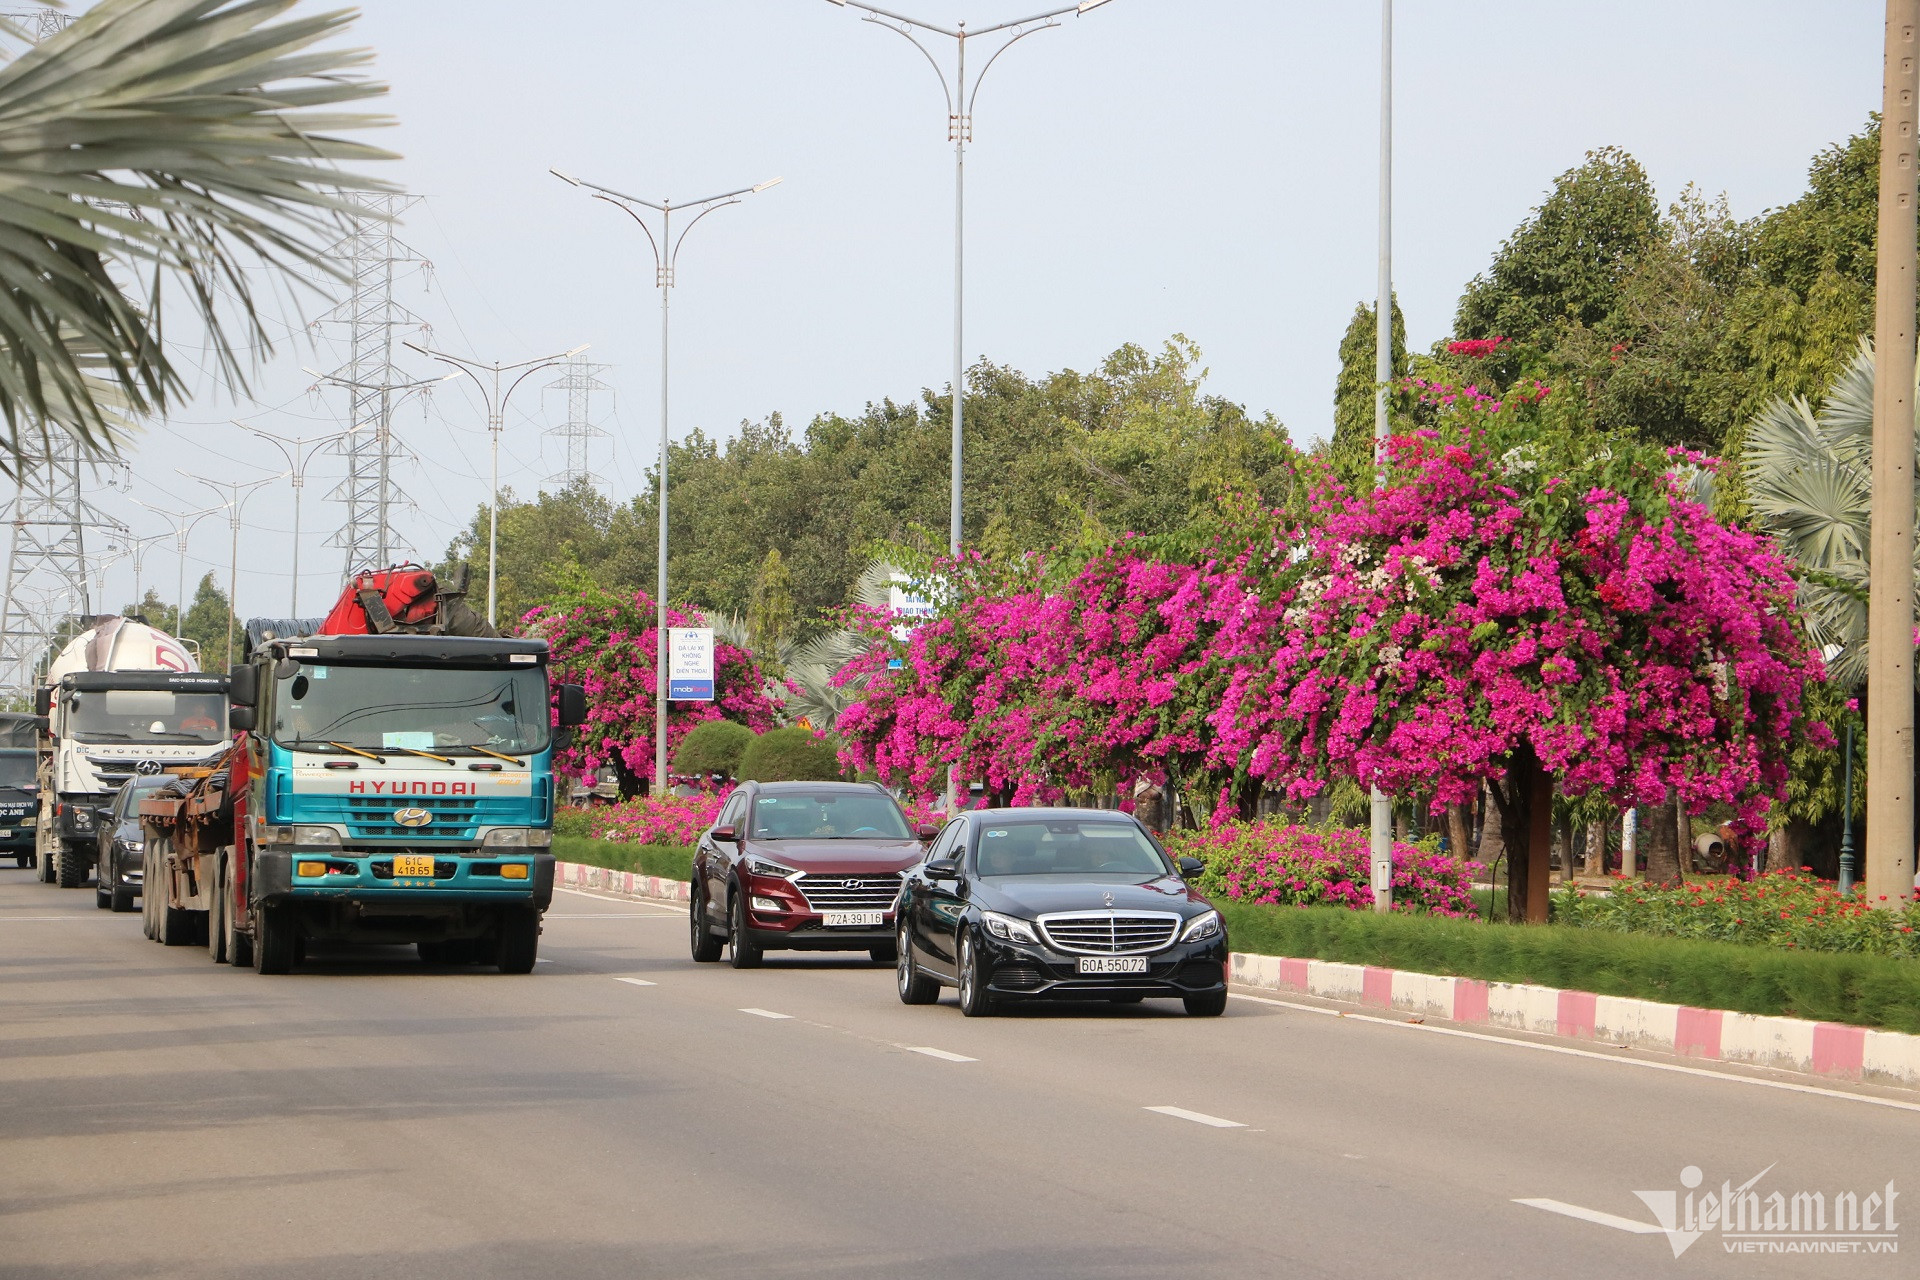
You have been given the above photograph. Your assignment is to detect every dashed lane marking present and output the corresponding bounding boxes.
[544,913,678,919]
[1145,1105,1245,1129]
[1514,1199,1664,1235]
[614,977,658,987]
[739,1008,792,1020]
[1227,991,1920,1114]
[905,1046,976,1062]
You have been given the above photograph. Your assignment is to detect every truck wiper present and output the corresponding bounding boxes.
[390,746,458,766]
[464,744,523,765]
[323,741,386,763]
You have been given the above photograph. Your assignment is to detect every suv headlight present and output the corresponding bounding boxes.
[981,910,1039,945]
[483,828,553,848]
[1180,909,1223,942]
[745,856,799,880]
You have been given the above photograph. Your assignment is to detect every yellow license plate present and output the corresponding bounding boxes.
[392,855,437,878]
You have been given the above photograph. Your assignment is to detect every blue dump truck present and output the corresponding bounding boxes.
[139,582,587,974]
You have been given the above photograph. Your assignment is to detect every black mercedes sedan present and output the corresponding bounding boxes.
[895,808,1229,1017]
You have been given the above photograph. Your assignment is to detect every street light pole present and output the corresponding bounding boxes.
[552,169,779,796]
[1371,0,1395,913]
[302,369,456,570]
[239,423,354,616]
[827,0,1115,557]
[401,342,588,627]
[130,500,228,640]
[188,474,282,668]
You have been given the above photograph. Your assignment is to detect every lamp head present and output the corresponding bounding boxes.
[550,168,581,187]
[752,177,784,194]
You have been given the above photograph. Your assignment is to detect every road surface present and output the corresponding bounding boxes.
[1,868,1913,1278]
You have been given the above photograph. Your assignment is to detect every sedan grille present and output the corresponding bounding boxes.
[1038,911,1181,955]
[794,874,901,914]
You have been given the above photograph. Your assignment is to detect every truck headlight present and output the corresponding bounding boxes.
[483,828,553,848]
[66,807,93,831]
[262,825,341,848]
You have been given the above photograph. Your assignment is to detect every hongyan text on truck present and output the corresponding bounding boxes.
[142,589,588,973]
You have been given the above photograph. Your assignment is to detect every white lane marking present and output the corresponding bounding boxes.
[1,916,115,921]
[906,1046,976,1062]
[1145,1105,1245,1129]
[554,887,684,910]
[614,977,657,988]
[544,913,677,919]
[1514,1198,1664,1235]
[739,1007,792,1020]
[1227,991,1920,1115]
[535,958,553,964]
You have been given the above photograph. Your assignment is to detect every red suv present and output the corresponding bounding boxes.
[689,781,934,968]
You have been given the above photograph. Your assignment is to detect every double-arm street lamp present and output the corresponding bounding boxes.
[301,367,458,571]
[826,0,1115,556]
[402,341,589,628]
[187,474,284,668]
[129,499,228,642]
[550,168,780,795]
[238,423,354,617]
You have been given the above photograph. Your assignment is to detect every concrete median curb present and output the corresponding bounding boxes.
[1230,952,1920,1091]
[552,859,1920,1091]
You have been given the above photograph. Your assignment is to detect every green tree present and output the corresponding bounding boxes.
[737,726,842,782]
[0,0,388,472]
[121,588,177,638]
[1328,297,1407,492]
[747,547,796,677]
[179,573,234,671]
[673,719,756,779]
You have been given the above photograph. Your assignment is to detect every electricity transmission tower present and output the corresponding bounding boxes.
[0,7,128,698]
[319,192,432,576]
[543,358,613,493]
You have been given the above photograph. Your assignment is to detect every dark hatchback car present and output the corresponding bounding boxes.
[895,808,1230,1017]
[93,775,170,912]
[690,781,935,968]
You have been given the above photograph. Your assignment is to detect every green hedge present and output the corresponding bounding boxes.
[553,835,694,883]
[1221,901,1920,1034]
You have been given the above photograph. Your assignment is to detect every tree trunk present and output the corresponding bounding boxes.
[1476,786,1505,867]
[1493,744,1553,923]
[1446,802,1472,865]
[1583,821,1604,878]
[1642,789,1684,888]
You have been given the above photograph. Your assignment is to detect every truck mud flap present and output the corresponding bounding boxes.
[252,849,293,902]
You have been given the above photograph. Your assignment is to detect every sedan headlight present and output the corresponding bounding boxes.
[1180,909,1223,942]
[745,856,799,880]
[980,910,1040,945]
[122,839,144,854]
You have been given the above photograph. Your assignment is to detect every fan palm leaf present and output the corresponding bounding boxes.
[0,0,392,474]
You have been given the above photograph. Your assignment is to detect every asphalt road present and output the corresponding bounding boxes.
[2,867,1915,1280]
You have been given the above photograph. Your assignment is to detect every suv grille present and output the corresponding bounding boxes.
[794,874,901,914]
[1038,911,1181,955]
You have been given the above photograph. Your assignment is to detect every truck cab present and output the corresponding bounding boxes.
[223,632,586,972]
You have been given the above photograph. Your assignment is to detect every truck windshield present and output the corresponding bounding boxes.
[68,689,228,745]
[0,752,33,788]
[272,663,550,755]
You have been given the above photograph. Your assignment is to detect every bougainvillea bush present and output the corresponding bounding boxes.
[1166,819,1481,918]
[583,793,727,847]
[1558,871,1920,958]
[525,587,782,785]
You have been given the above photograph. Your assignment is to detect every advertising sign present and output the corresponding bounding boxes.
[667,627,715,701]
[887,574,936,669]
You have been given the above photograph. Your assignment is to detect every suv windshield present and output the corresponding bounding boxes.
[68,689,228,745]
[974,819,1171,877]
[0,752,33,788]
[749,792,912,840]
[272,663,550,755]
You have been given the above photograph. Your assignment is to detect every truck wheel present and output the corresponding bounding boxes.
[495,909,539,974]
[141,846,157,939]
[16,851,30,868]
[225,882,252,968]
[252,905,296,974]
[55,843,84,888]
[37,838,54,883]
[207,858,227,964]
[159,900,195,947]
[95,880,110,909]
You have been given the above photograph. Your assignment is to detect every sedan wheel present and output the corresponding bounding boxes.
[896,920,938,1005]
[957,929,996,1018]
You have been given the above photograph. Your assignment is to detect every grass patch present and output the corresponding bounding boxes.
[1219,900,1920,1034]
[553,835,693,883]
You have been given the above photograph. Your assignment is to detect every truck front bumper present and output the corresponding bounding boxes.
[254,850,554,910]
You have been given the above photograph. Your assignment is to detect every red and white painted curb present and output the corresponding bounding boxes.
[553,860,1920,1091]
[1230,952,1920,1091]
[556,859,691,904]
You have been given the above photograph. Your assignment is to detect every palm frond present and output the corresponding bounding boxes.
[0,0,393,475]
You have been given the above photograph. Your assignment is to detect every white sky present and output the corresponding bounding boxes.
[55,0,1885,624]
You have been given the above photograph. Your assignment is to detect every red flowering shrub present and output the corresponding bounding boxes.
[1559,871,1920,958]
[583,792,727,846]
[1166,819,1480,917]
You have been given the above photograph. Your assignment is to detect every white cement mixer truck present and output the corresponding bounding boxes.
[33,617,228,889]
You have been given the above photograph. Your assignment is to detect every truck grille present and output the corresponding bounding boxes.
[344,796,482,840]
[1038,911,1181,955]
[794,874,901,914]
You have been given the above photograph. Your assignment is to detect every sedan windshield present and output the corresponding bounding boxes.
[749,792,912,840]
[272,663,550,755]
[974,819,1171,877]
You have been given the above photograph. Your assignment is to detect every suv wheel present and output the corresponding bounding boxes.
[688,884,722,962]
[727,890,763,969]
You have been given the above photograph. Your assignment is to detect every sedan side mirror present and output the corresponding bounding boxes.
[712,825,738,844]
[1177,856,1205,880]
[915,822,939,841]
[924,857,962,880]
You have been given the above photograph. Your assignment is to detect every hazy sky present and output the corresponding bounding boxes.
[65,0,1886,624]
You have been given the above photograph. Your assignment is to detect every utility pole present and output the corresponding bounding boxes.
[403,342,587,627]
[544,358,614,494]
[552,168,779,795]
[1370,0,1395,913]
[1867,0,1920,908]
